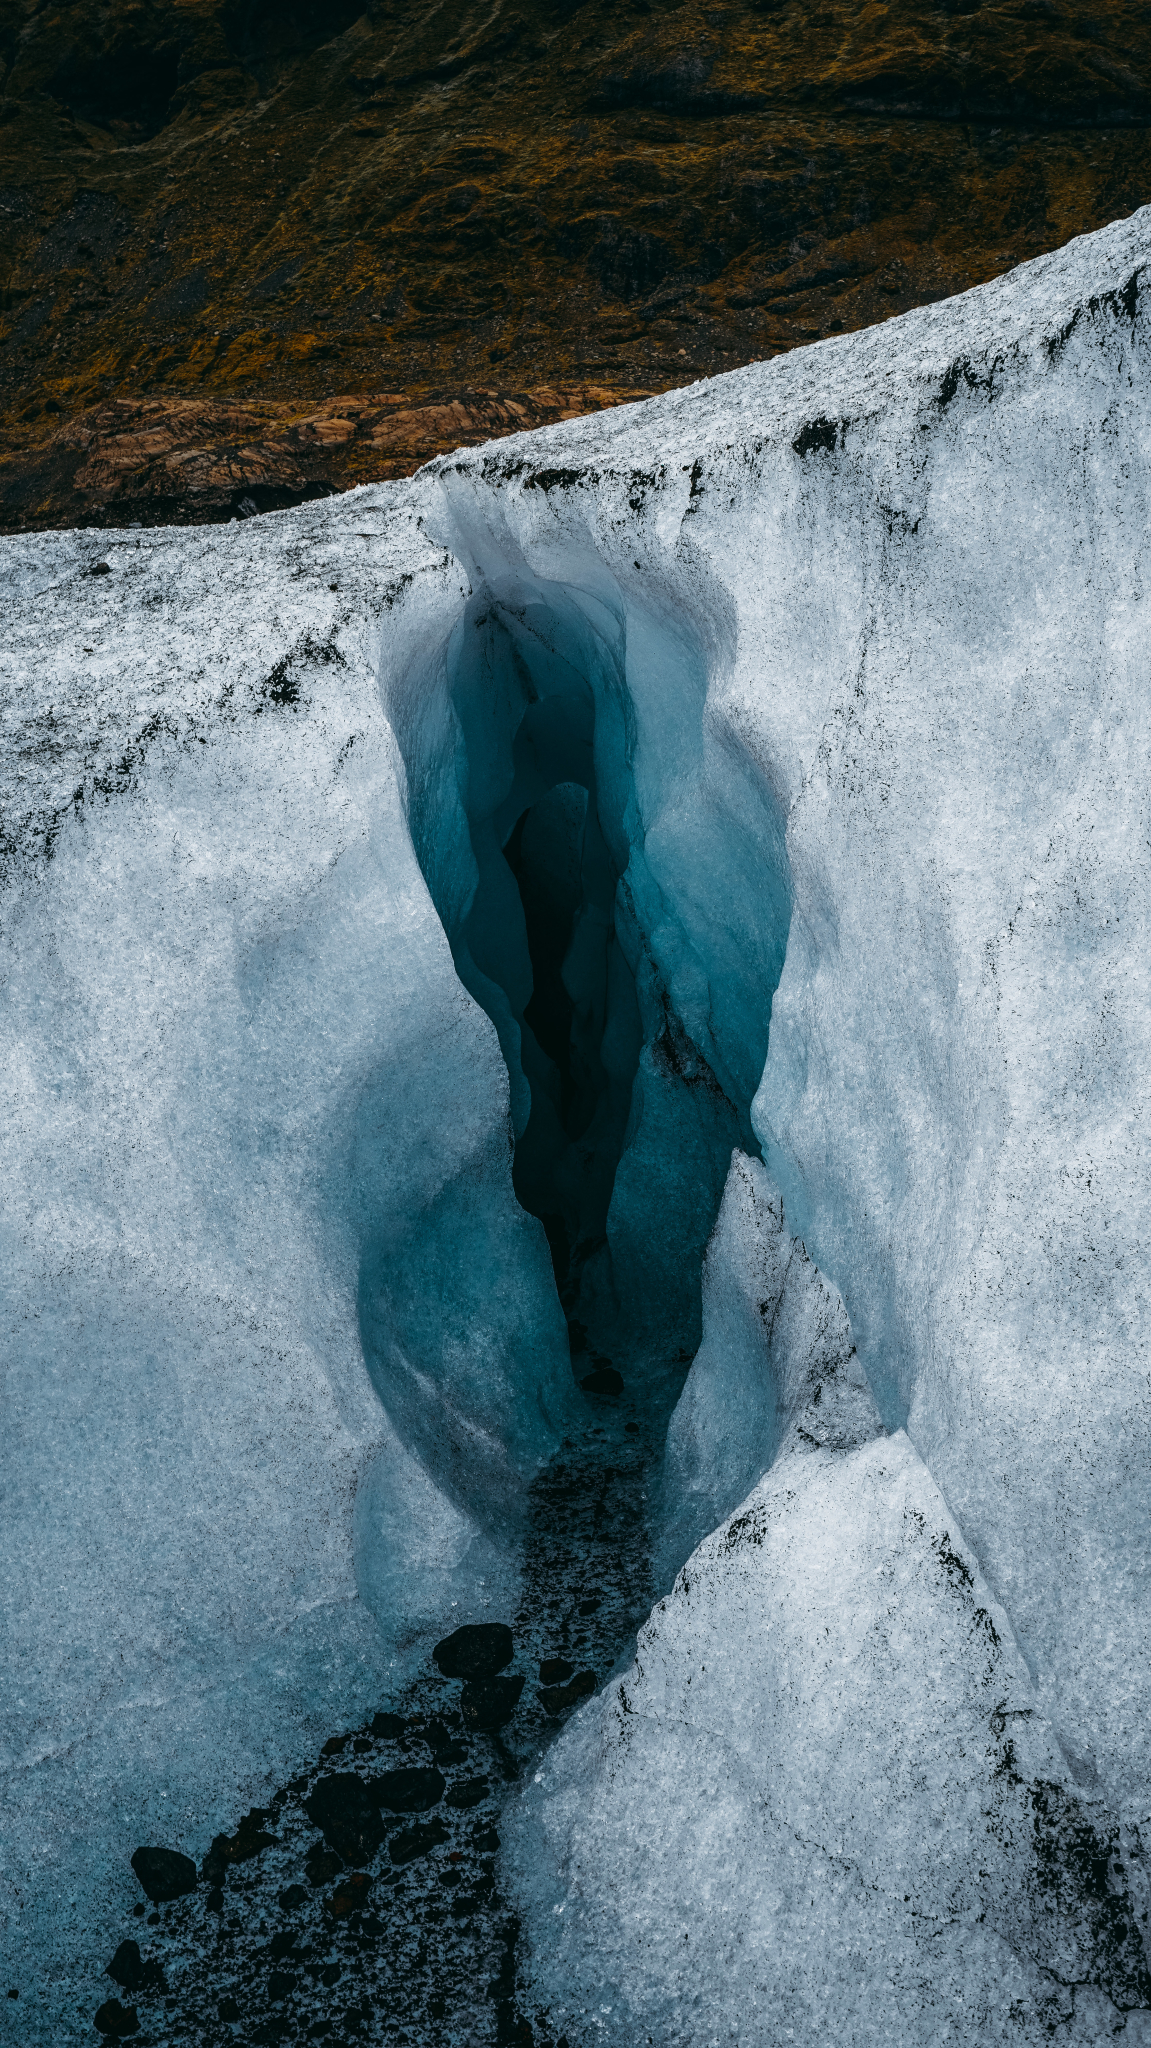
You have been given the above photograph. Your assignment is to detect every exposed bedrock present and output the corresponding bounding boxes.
[2,212,1150,2039]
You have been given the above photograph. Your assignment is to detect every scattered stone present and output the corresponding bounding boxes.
[304,1774,385,1863]
[459,1675,525,1731]
[130,1846,197,1903]
[131,1904,145,1919]
[389,1819,449,1867]
[267,1971,297,2001]
[539,1657,574,1684]
[218,1996,242,2021]
[265,1929,297,1960]
[539,1670,596,1715]
[322,1733,350,1757]
[93,1998,139,2037]
[375,1766,445,1813]
[580,1364,623,1395]
[370,1711,405,1739]
[445,1777,490,1810]
[625,1420,641,1434]
[278,1883,307,1912]
[206,1886,224,1913]
[88,561,112,576]
[432,1623,514,1680]
[328,1871,373,1920]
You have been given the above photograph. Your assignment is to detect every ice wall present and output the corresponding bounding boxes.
[3,206,1151,2044]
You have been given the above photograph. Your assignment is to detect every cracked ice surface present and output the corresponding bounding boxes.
[2,206,1151,2042]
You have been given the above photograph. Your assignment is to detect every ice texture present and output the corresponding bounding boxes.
[660,1148,881,1573]
[2,205,1151,2042]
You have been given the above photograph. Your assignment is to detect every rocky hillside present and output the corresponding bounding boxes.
[1,0,1149,529]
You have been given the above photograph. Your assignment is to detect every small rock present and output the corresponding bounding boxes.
[459,1674,525,1731]
[94,1999,139,2037]
[445,1777,489,1810]
[389,1819,449,1866]
[432,1622,514,1679]
[539,1657,574,1684]
[267,1970,297,2001]
[278,1883,307,1912]
[322,1733,350,1757]
[370,1711,405,1739]
[206,1886,224,1913]
[375,1766,445,1813]
[130,1846,197,1903]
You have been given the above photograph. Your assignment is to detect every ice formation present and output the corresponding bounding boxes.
[3,206,1151,2043]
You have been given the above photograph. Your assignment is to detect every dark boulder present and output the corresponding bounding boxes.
[375,1766,444,1813]
[305,1840,344,1887]
[105,1940,165,1995]
[432,1622,513,1679]
[445,1776,490,1809]
[130,1845,197,1902]
[459,1674,525,1730]
[328,1870,373,1919]
[539,1657,574,1684]
[304,1774,384,1863]
[94,2000,139,2037]
[539,1669,597,1715]
[581,1364,623,1395]
[388,1818,449,1866]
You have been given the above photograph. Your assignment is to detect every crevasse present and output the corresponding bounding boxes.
[382,555,792,1437]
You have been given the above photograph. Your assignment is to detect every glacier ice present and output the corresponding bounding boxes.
[2,205,1151,2042]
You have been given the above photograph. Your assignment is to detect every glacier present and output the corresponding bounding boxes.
[2,206,1150,2044]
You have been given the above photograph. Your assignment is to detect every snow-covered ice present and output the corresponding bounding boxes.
[3,206,1151,2041]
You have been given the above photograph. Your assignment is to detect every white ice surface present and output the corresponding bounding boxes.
[3,206,1151,2040]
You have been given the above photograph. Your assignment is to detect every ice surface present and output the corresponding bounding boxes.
[3,206,1151,2041]
[508,1429,1151,2044]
